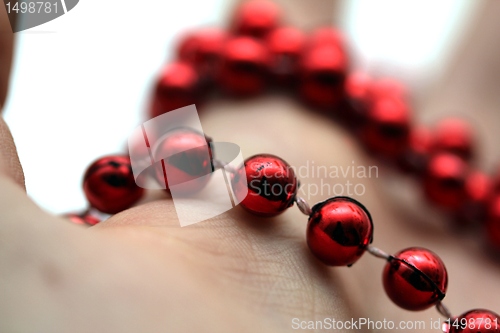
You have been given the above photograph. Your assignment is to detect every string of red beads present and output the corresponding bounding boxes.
[67,1,500,331]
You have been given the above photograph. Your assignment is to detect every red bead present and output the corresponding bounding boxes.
[339,72,372,127]
[65,213,100,226]
[361,96,411,158]
[486,196,500,251]
[433,118,475,161]
[219,37,268,95]
[455,171,493,226]
[447,309,500,333]
[383,247,448,311]
[83,156,144,214]
[232,0,281,38]
[398,126,433,175]
[177,28,227,80]
[232,154,297,217]
[153,128,213,194]
[299,45,347,109]
[150,62,199,118]
[306,197,373,266]
[423,153,468,210]
[266,26,306,81]
[369,78,408,101]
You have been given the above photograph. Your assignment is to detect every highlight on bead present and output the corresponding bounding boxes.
[64,213,100,226]
[306,196,373,266]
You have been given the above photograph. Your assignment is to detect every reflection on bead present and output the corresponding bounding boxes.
[306,197,373,266]
[153,128,213,194]
[83,156,144,214]
[232,154,297,217]
[65,213,100,226]
[219,37,268,95]
[383,247,448,311]
[433,118,475,161]
[150,62,199,118]
[232,0,281,38]
[447,309,500,333]
[423,153,468,210]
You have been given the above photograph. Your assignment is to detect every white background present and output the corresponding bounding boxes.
[3,0,477,214]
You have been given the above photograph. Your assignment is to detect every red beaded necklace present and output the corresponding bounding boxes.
[65,1,500,332]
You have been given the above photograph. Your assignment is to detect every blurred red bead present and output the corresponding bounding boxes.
[398,126,433,175]
[447,309,500,333]
[150,62,199,118]
[153,128,213,194]
[266,26,306,81]
[83,156,144,214]
[307,197,373,266]
[338,72,372,127]
[308,27,346,54]
[177,28,227,81]
[219,37,268,95]
[433,118,475,161]
[383,247,448,311]
[232,154,297,217]
[455,171,493,226]
[369,78,408,101]
[486,196,500,251]
[299,45,347,109]
[65,213,100,226]
[361,96,411,158]
[423,153,468,210]
[232,0,281,38]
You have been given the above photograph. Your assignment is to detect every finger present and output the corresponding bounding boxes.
[0,117,25,189]
[0,3,15,109]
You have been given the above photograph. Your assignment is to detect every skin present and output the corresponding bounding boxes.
[1,1,500,332]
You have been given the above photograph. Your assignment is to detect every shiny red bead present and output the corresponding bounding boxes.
[423,153,468,210]
[177,28,227,81]
[306,197,373,266]
[299,45,347,109]
[219,37,268,95]
[266,26,306,81]
[447,309,500,333]
[232,154,297,217]
[150,62,199,118]
[433,118,475,161]
[231,0,281,38]
[83,156,144,214]
[153,128,213,194]
[65,213,100,226]
[486,195,500,251]
[383,247,448,311]
[361,96,411,158]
